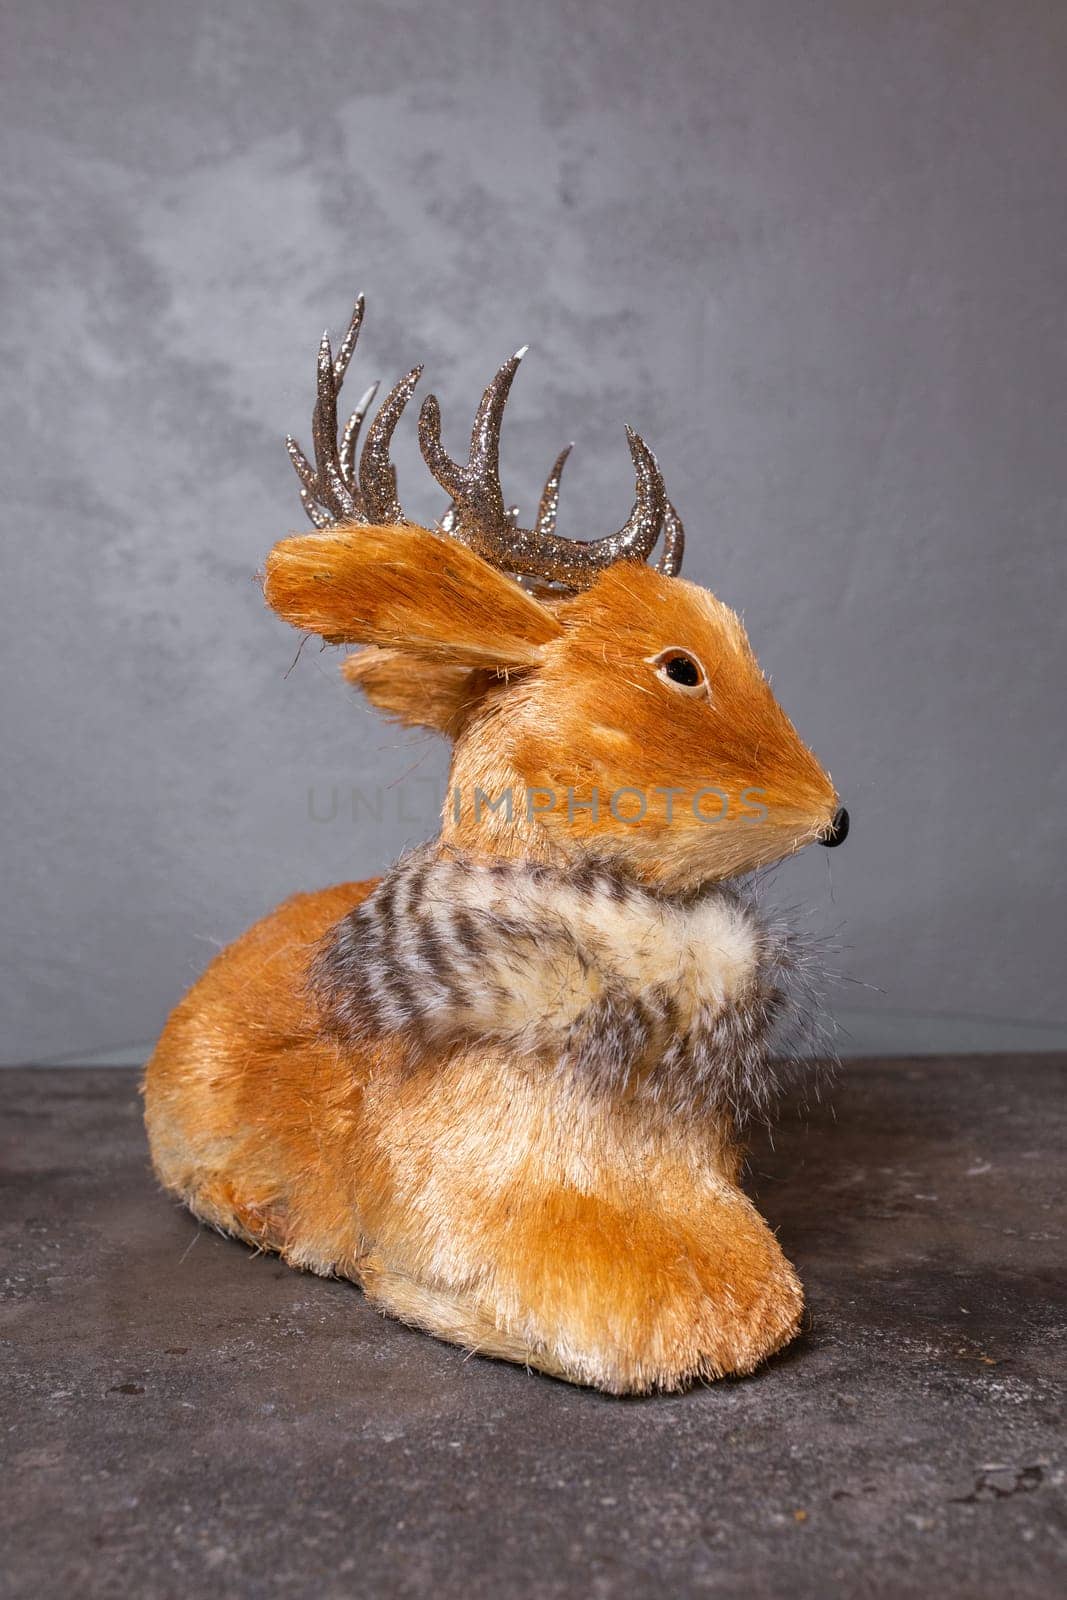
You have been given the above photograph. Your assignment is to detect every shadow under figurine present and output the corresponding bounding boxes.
[144,297,848,1394]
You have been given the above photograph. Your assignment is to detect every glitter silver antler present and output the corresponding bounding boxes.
[286,295,422,528]
[529,439,685,580]
[418,347,683,591]
[287,298,685,589]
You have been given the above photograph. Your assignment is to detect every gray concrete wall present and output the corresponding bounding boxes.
[2,0,1065,1063]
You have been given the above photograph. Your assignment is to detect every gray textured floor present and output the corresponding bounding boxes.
[2,1059,1063,1598]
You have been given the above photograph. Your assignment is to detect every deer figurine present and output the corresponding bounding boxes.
[144,297,848,1394]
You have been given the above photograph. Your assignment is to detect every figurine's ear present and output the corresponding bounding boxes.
[264,524,562,668]
[341,646,494,737]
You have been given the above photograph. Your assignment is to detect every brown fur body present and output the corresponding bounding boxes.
[144,878,802,1392]
[145,483,837,1391]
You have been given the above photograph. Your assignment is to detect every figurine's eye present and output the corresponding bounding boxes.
[664,654,700,686]
[649,648,709,698]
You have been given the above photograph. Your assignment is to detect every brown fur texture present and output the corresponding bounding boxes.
[264,524,561,663]
[144,880,802,1394]
[145,517,838,1393]
[341,647,493,737]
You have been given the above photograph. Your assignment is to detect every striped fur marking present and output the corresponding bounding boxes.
[313,844,795,1120]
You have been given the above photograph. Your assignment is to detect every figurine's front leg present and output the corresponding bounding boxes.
[361,1177,802,1394]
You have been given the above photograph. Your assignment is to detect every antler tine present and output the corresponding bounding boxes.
[359,366,423,524]
[533,444,573,538]
[470,346,527,501]
[418,348,527,558]
[338,382,380,486]
[656,499,685,576]
[417,394,464,503]
[286,436,331,528]
[615,425,667,562]
[308,329,358,522]
[332,294,364,386]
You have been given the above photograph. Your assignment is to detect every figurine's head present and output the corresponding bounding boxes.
[265,299,846,890]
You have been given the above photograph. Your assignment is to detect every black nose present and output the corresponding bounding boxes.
[821,807,849,847]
